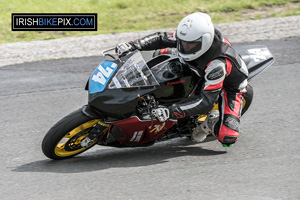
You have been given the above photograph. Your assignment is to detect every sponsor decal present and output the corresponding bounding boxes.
[180,31,186,36]
[12,13,97,31]
[182,18,193,29]
[207,67,224,80]
[167,79,186,86]
[248,48,268,62]
[150,123,166,134]
[173,112,186,119]
[224,115,240,132]
[130,130,144,142]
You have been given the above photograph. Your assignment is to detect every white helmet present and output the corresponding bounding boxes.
[176,12,215,61]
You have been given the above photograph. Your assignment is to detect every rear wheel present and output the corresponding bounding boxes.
[241,84,253,116]
[196,84,253,124]
[42,108,101,160]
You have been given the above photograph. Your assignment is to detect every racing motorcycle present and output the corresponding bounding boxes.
[42,45,274,160]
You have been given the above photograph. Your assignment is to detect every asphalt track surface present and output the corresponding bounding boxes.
[1,37,300,200]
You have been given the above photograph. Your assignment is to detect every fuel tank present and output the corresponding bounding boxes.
[148,55,199,104]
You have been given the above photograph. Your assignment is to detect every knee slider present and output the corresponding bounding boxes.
[222,136,237,144]
[221,136,237,147]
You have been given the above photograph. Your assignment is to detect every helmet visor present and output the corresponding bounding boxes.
[177,38,202,54]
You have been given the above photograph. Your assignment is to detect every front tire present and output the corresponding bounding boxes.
[42,108,100,160]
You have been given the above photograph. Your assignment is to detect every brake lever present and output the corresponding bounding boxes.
[101,47,122,62]
[101,47,115,57]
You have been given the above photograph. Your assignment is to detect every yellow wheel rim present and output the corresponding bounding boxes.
[54,119,100,157]
[242,99,246,109]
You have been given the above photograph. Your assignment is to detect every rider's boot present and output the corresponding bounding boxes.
[191,110,219,142]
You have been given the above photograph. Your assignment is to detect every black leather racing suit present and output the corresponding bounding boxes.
[128,29,249,145]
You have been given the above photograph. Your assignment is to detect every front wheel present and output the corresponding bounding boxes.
[42,108,101,160]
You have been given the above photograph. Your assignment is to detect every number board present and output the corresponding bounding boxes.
[89,61,118,94]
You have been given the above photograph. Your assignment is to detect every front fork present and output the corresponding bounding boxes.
[80,121,110,148]
[80,105,110,147]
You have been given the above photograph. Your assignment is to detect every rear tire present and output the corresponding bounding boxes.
[42,108,100,160]
[241,84,253,116]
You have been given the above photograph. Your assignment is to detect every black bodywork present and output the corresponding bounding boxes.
[85,45,274,120]
[87,52,200,119]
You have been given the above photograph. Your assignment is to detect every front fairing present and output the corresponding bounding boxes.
[87,51,200,119]
[88,51,159,118]
[89,51,159,94]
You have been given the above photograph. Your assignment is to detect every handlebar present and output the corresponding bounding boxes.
[101,47,131,62]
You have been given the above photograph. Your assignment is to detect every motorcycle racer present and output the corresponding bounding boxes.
[116,12,249,147]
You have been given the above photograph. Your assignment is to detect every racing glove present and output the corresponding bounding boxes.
[115,42,134,57]
[152,104,186,122]
[151,106,170,122]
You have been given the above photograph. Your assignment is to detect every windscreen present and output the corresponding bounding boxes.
[108,51,159,89]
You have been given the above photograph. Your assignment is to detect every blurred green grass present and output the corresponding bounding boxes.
[1,0,300,43]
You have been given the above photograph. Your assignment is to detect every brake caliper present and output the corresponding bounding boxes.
[80,121,109,148]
